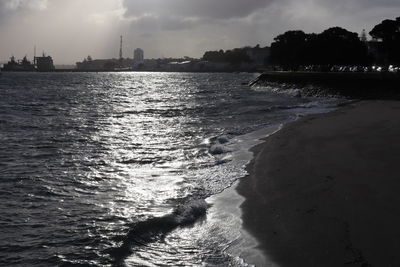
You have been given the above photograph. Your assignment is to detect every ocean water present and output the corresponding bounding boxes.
[0,72,340,266]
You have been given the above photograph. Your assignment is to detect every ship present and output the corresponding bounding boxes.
[1,53,55,72]
[1,56,36,71]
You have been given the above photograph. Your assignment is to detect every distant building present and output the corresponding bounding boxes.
[134,48,144,62]
[76,57,133,71]
[35,54,55,72]
[133,48,144,68]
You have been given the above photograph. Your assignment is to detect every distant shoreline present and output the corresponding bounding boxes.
[0,69,263,73]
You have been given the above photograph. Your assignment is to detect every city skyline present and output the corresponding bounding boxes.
[1,0,400,64]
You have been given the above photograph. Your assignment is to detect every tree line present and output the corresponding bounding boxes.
[201,16,400,70]
[202,48,253,65]
[270,16,400,69]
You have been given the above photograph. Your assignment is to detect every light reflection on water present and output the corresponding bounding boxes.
[0,72,340,266]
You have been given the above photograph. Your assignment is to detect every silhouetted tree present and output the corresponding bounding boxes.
[202,50,225,62]
[315,27,368,65]
[370,17,400,63]
[225,48,251,65]
[270,30,309,69]
[202,48,251,65]
[270,27,369,69]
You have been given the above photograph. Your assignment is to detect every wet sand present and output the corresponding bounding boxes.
[237,100,400,267]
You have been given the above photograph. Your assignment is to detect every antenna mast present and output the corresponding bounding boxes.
[34,45,36,66]
[119,35,123,65]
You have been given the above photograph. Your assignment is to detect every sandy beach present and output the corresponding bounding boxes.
[238,100,400,267]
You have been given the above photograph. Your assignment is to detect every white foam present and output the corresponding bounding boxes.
[205,98,343,266]
[205,125,282,267]
[206,182,279,267]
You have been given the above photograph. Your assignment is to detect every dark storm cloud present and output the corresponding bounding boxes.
[122,0,274,32]
[0,0,48,21]
[128,14,212,31]
[122,0,271,20]
[122,0,400,33]
[333,0,399,8]
[0,1,16,20]
[310,0,400,13]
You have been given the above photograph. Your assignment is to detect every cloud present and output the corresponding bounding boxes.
[1,0,400,63]
[127,14,211,31]
[121,0,275,34]
[121,0,400,34]
[122,0,271,19]
[0,0,48,21]
[1,0,47,11]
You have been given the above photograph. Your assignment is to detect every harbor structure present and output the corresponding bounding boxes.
[35,53,55,72]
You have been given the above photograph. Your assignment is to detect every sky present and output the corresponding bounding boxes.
[0,0,399,64]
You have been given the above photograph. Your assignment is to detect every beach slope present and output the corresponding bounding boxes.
[238,101,400,267]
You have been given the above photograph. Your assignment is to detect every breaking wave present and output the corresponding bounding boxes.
[110,199,208,262]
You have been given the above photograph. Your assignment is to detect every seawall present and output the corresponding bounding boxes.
[252,71,400,99]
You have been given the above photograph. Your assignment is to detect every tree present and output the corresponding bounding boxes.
[224,48,251,65]
[202,50,225,62]
[270,30,309,69]
[370,19,399,41]
[202,48,251,65]
[370,17,400,63]
[316,27,368,65]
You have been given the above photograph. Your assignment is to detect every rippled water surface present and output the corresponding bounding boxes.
[0,72,339,266]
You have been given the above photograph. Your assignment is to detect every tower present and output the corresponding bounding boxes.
[34,45,36,66]
[360,29,367,42]
[119,35,123,65]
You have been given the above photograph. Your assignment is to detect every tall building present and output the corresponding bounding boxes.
[134,48,144,62]
[133,48,144,69]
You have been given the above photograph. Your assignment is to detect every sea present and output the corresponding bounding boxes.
[0,72,342,267]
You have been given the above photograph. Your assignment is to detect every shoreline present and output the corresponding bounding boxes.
[237,100,400,266]
[251,72,400,99]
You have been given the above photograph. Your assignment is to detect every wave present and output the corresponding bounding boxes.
[206,134,234,156]
[109,199,208,262]
[209,144,231,155]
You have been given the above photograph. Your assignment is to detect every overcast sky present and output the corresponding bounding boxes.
[1,0,399,64]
